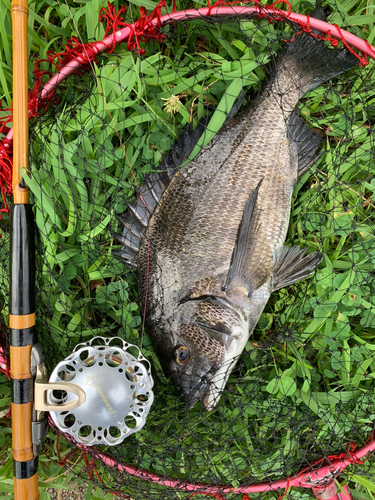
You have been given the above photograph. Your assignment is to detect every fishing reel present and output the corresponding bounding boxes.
[34,336,154,446]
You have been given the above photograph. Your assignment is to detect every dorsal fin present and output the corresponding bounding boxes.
[114,127,204,262]
[115,92,245,263]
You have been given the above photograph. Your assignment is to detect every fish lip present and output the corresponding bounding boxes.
[185,389,208,409]
[170,372,212,409]
[202,353,243,411]
[182,381,211,410]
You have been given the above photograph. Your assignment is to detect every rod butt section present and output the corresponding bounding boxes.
[14,473,39,500]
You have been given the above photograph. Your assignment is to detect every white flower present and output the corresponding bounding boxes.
[162,94,182,114]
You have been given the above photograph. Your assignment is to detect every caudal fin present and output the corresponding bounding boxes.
[278,9,359,95]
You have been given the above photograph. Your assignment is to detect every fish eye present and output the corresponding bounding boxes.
[174,346,190,365]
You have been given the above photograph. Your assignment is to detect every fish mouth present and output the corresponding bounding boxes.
[200,318,250,411]
[202,355,239,411]
[170,328,246,410]
[170,372,210,409]
[170,357,239,411]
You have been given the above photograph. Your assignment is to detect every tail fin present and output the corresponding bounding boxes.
[278,7,358,95]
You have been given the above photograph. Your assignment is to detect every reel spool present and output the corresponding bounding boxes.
[38,337,154,446]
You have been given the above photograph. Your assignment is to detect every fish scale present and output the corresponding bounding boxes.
[180,85,298,295]
[117,26,359,410]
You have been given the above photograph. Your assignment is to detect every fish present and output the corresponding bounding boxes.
[114,21,358,410]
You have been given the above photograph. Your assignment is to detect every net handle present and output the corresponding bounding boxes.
[3,5,375,145]
[10,0,39,498]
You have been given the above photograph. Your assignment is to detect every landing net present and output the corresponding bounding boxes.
[1,1,375,498]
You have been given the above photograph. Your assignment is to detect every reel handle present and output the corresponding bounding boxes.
[34,362,86,413]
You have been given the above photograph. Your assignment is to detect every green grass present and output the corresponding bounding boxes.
[1,0,375,498]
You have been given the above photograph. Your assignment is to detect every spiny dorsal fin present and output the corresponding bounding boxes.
[272,245,322,291]
[115,125,208,259]
[112,246,138,269]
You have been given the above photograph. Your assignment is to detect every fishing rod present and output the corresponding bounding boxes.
[9,7,152,496]
[10,0,42,498]
[9,1,81,497]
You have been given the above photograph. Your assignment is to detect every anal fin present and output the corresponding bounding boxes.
[272,245,322,291]
[287,110,322,177]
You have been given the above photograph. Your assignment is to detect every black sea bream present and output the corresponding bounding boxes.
[115,27,357,410]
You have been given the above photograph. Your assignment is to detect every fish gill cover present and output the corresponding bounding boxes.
[1,0,375,497]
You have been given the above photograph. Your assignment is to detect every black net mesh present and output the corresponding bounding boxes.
[1,1,375,498]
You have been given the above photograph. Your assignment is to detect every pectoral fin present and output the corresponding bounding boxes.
[226,179,272,293]
[272,245,322,291]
